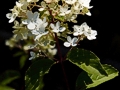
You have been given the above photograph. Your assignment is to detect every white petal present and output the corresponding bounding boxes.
[43,22,48,27]
[9,14,16,23]
[30,51,35,56]
[52,29,59,33]
[72,37,78,46]
[86,11,91,16]
[64,42,71,47]
[36,18,42,24]
[35,34,42,41]
[73,32,79,36]
[22,19,28,24]
[6,13,12,19]
[33,12,39,20]
[43,17,46,22]
[38,8,44,11]
[31,30,39,35]
[26,11,33,19]
[67,36,72,43]
[9,18,15,23]
[27,0,32,2]
[56,21,60,28]
[72,43,77,46]
[29,57,33,60]
[59,13,65,16]
[59,27,66,32]
[50,23,55,29]
[27,22,35,30]
[65,0,77,4]
[66,10,71,14]
[42,31,49,35]
[16,1,23,7]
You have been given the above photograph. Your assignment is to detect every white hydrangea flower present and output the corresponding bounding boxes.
[64,0,77,5]
[50,21,66,33]
[84,28,97,40]
[35,17,48,28]
[6,13,18,23]
[22,11,40,30]
[81,22,97,40]
[32,26,48,41]
[73,22,97,40]
[78,0,93,9]
[6,1,24,23]
[59,5,71,16]
[31,17,48,41]
[64,36,78,47]
[73,22,86,36]
[29,51,37,60]
[78,0,93,16]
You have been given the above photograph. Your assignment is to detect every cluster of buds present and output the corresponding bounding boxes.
[5,0,97,60]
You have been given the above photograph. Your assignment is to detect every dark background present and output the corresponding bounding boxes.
[0,0,120,90]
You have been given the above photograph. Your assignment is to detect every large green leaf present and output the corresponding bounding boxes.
[25,59,54,90]
[86,64,118,89]
[75,71,92,90]
[76,64,118,90]
[67,47,119,89]
[67,47,108,76]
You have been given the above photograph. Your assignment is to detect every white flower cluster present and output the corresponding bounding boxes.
[6,0,97,60]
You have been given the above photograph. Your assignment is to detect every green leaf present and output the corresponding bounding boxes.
[87,64,118,89]
[76,64,119,90]
[76,71,92,90]
[67,47,108,76]
[25,59,54,90]
[67,47,119,89]
[0,70,20,85]
[13,51,23,57]
[0,85,14,90]
[19,55,28,69]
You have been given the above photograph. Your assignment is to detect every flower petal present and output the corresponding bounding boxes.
[26,11,33,19]
[73,32,79,36]
[56,21,60,28]
[50,23,55,29]
[64,42,70,47]
[67,36,72,43]
[59,27,66,32]
[27,22,35,30]
[22,19,28,24]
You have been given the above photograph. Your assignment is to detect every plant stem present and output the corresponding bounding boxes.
[54,33,63,62]
[49,8,70,90]
[55,33,70,90]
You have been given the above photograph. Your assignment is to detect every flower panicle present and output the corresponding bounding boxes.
[5,0,97,60]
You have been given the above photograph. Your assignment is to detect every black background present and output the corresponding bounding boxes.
[0,0,120,90]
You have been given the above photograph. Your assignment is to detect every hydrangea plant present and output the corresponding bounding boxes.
[5,0,119,90]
